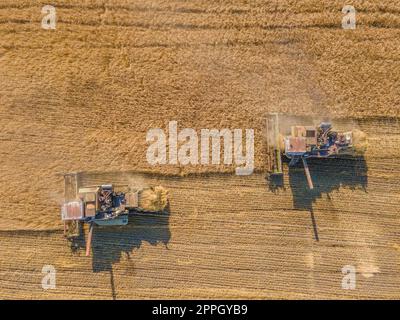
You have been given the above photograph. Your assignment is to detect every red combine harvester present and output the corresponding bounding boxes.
[61,173,168,256]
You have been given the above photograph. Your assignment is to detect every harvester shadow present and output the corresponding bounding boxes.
[69,204,171,298]
[270,156,368,241]
[90,206,171,273]
[267,173,285,192]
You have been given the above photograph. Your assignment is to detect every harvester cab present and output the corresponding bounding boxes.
[266,114,367,190]
[61,174,169,256]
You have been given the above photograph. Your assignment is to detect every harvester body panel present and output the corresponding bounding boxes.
[61,201,84,220]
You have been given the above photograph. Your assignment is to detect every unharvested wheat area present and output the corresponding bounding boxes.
[0,0,399,299]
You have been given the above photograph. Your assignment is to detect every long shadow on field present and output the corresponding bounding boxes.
[70,205,171,298]
[92,206,171,271]
[269,156,368,241]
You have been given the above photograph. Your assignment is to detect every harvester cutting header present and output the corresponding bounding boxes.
[267,113,367,189]
[61,173,168,256]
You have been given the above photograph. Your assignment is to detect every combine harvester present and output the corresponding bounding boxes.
[61,173,168,256]
[266,113,367,189]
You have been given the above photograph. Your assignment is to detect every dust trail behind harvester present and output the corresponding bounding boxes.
[263,39,334,150]
[126,174,148,190]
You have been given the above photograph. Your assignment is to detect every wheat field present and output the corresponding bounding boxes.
[0,1,399,299]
